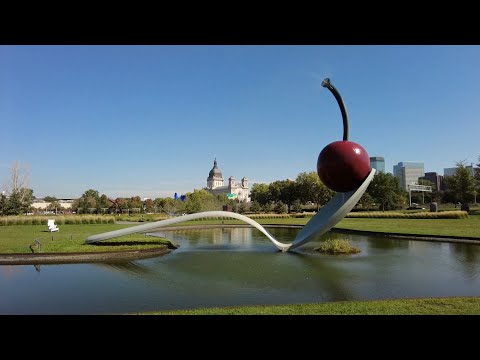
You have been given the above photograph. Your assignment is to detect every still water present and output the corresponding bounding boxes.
[2,227,480,314]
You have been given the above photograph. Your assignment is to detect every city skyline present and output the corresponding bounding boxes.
[2,45,480,198]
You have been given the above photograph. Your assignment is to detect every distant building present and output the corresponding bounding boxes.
[393,161,425,190]
[32,198,75,211]
[370,156,385,174]
[205,159,250,202]
[420,172,444,191]
[444,165,476,177]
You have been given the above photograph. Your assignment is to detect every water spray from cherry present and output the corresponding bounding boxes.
[317,78,371,192]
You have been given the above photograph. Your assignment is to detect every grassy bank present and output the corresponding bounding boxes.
[335,215,480,238]
[0,224,171,254]
[142,296,480,315]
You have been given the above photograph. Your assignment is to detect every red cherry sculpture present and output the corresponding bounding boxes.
[317,78,370,192]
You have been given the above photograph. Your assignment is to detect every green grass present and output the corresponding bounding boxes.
[315,239,361,254]
[140,296,480,315]
[0,224,172,254]
[335,215,480,238]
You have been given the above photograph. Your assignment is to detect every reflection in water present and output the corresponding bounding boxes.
[2,227,480,314]
[365,236,410,250]
[450,243,480,280]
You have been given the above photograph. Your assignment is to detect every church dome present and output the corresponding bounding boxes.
[208,159,223,179]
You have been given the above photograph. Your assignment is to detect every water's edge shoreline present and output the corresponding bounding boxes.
[2,224,479,265]
[0,246,171,265]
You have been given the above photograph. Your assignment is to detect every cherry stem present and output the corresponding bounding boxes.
[321,78,349,141]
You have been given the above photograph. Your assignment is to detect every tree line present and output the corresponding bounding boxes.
[1,158,480,216]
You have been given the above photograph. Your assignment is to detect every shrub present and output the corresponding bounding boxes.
[315,239,361,255]
[345,211,467,219]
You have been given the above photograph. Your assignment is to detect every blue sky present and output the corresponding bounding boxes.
[1,45,479,199]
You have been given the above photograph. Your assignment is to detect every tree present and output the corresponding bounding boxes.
[367,172,406,211]
[98,195,110,211]
[43,195,61,214]
[268,179,299,213]
[273,201,287,214]
[116,198,128,213]
[250,201,262,213]
[184,189,219,213]
[250,183,270,205]
[73,189,105,214]
[261,203,272,213]
[47,200,62,214]
[444,160,476,204]
[237,202,247,214]
[291,199,303,213]
[295,171,335,211]
[128,196,143,211]
[143,198,155,213]
[2,161,34,215]
[5,188,34,215]
[0,193,7,215]
[357,192,374,209]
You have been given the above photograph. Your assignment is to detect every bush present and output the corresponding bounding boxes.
[345,210,467,219]
[315,239,361,255]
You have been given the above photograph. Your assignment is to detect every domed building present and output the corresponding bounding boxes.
[206,159,250,202]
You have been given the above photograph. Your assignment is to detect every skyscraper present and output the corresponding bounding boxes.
[369,156,385,173]
[393,161,425,190]
[420,172,444,191]
[444,165,475,177]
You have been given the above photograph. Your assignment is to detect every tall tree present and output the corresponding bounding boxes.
[143,198,155,213]
[128,196,143,210]
[5,188,34,215]
[98,195,110,211]
[367,172,406,211]
[295,171,335,211]
[184,189,219,213]
[268,180,299,213]
[444,160,476,204]
[2,161,33,215]
[250,183,270,205]
[73,189,101,213]
[0,193,7,215]
[357,192,374,209]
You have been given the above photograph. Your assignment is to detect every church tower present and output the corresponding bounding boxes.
[206,158,224,189]
[241,177,248,189]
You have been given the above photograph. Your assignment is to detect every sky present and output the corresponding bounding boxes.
[1,45,479,199]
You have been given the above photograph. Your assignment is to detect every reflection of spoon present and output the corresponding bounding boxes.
[86,168,375,252]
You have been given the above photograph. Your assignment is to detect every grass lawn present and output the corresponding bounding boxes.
[0,223,171,254]
[335,215,480,238]
[141,296,480,315]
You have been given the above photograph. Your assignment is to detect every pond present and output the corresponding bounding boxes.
[1,227,480,314]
